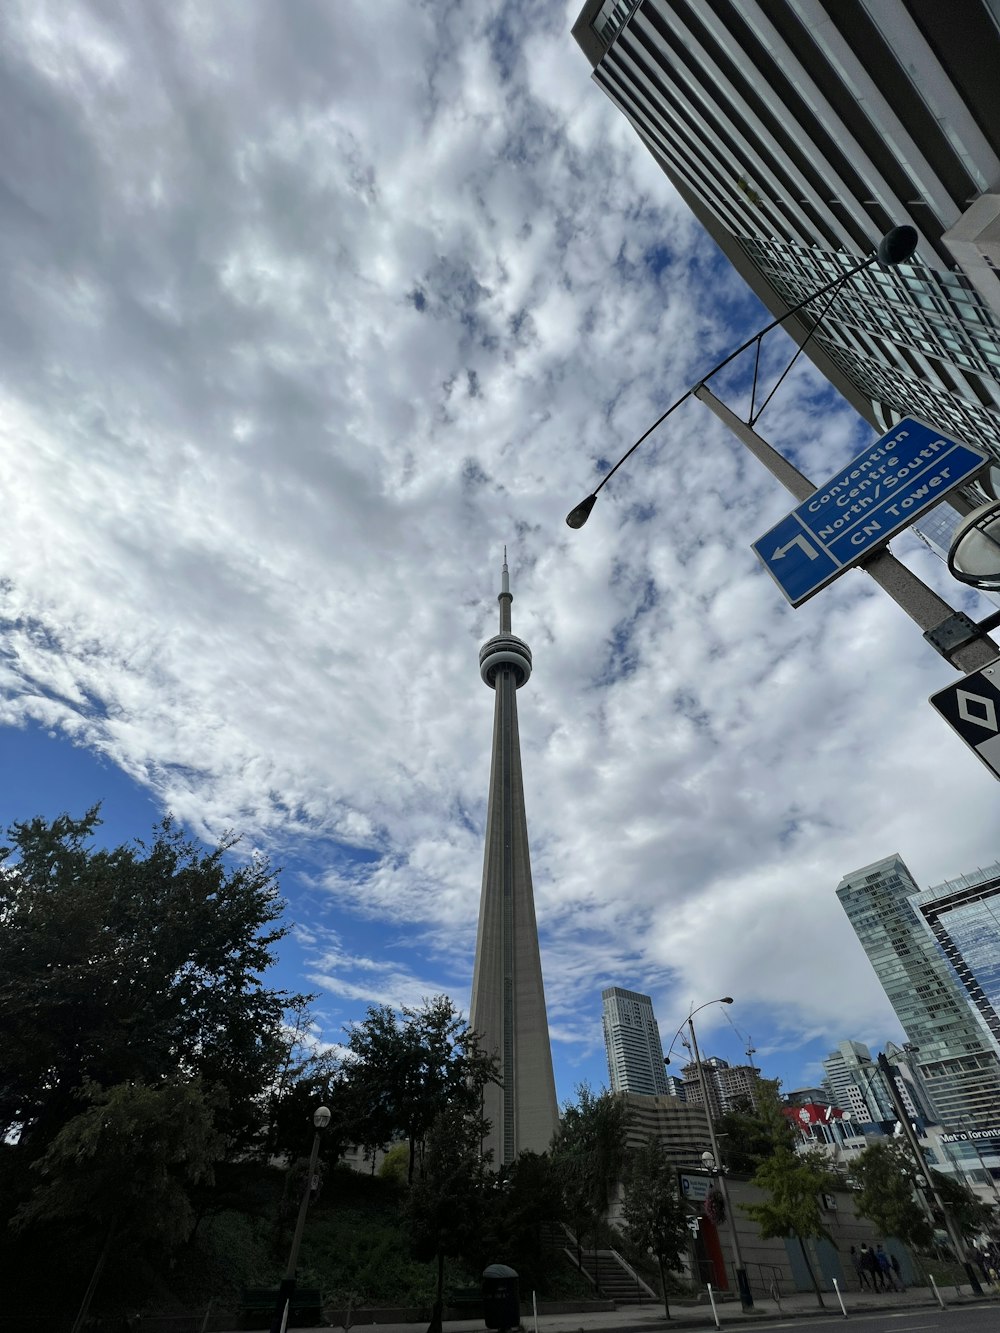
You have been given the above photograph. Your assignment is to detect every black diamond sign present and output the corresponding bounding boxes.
[930,660,1000,780]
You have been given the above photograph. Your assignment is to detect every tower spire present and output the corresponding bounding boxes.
[499,548,511,632]
[471,558,559,1166]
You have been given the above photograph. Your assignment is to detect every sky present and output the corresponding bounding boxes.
[2,0,1000,1104]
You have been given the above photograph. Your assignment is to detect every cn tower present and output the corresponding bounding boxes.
[469,553,559,1166]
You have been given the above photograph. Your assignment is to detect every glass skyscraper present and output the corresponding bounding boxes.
[836,854,1000,1133]
[910,862,1000,1055]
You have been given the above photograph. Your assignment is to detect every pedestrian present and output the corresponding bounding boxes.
[890,1253,904,1291]
[860,1244,881,1291]
[851,1246,872,1290]
[875,1245,893,1291]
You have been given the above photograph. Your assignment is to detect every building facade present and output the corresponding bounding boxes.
[617,1089,710,1162]
[681,1055,762,1116]
[822,1039,895,1124]
[469,558,560,1165]
[836,853,1000,1134]
[910,861,1000,1053]
[614,1092,921,1293]
[602,986,670,1096]
[572,0,1000,546]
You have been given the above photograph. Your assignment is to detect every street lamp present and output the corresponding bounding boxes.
[564,225,1000,675]
[271,1105,332,1333]
[565,227,918,531]
[665,996,754,1311]
[948,500,1000,591]
[874,1053,983,1295]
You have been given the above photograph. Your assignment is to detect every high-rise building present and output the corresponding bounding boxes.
[469,557,560,1166]
[836,853,1000,1132]
[572,1,1000,531]
[602,986,670,1096]
[910,861,1000,1054]
[822,1039,895,1123]
[681,1055,762,1116]
[663,1073,687,1099]
[618,1091,710,1165]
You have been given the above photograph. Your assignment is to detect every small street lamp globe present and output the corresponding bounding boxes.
[313,1105,332,1130]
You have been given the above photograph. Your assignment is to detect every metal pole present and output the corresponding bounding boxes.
[693,386,1000,672]
[929,1274,946,1308]
[270,1128,324,1333]
[688,1016,754,1310]
[875,1053,982,1294]
[832,1277,847,1318]
[705,1284,720,1329]
[70,1216,117,1333]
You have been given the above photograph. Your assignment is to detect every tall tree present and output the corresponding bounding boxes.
[13,1077,224,1326]
[714,1081,796,1175]
[0,809,302,1170]
[743,1147,837,1308]
[932,1168,997,1241]
[341,996,499,1184]
[407,1103,491,1333]
[849,1141,933,1250]
[620,1138,690,1318]
[551,1085,634,1290]
[14,1077,223,1245]
[477,1151,567,1295]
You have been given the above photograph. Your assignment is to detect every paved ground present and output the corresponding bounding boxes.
[250,1283,1000,1333]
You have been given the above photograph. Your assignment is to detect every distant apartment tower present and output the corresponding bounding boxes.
[682,1056,762,1117]
[910,861,1000,1054]
[837,854,1000,1132]
[822,1040,895,1123]
[602,987,670,1096]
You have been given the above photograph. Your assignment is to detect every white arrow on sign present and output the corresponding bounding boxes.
[772,533,818,562]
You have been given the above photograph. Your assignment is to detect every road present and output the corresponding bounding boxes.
[723,1305,998,1333]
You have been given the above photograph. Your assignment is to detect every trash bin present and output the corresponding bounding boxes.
[482,1263,520,1331]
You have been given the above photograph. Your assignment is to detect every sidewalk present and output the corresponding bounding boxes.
[245,1283,1000,1333]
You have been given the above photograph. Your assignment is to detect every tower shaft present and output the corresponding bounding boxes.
[470,560,559,1166]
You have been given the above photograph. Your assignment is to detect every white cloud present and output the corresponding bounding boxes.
[0,0,996,1099]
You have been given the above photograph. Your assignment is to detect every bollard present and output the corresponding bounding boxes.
[532,1290,539,1333]
[706,1284,720,1329]
[832,1278,847,1318]
[929,1275,946,1309]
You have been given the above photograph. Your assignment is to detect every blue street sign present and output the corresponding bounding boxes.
[753,417,988,607]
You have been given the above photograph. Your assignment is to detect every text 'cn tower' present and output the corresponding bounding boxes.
[469,554,559,1167]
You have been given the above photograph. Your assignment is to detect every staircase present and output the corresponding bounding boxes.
[560,1227,657,1306]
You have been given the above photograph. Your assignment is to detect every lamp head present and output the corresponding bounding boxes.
[313,1105,332,1130]
[877,225,919,268]
[720,996,734,1005]
[565,493,597,529]
[948,499,1000,590]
